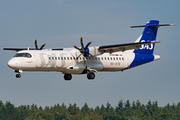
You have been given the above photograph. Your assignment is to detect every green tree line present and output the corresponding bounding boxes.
[0,100,180,120]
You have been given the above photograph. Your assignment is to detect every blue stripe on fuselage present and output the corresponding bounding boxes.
[128,54,154,68]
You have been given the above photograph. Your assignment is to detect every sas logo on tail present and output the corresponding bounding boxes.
[140,40,154,50]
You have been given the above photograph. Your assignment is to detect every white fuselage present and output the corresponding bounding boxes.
[8,49,137,74]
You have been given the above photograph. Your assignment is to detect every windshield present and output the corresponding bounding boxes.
[14,53,32,58]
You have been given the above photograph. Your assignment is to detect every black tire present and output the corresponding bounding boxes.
[87,73,95,80]
[87,74,90,79]
[64,74,72,80]
[16,74,21,78]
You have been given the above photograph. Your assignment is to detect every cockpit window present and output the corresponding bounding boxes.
[14,53,32,58]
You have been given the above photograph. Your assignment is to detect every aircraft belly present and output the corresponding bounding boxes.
[86,63,103,71]
[100,60,126,72]
[64,61,103,74]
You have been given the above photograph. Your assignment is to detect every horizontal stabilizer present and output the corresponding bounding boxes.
[131,24,175,28]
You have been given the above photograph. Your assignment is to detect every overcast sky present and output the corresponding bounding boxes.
[0,0,180,108]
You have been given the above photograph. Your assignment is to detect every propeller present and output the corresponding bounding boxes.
[73,35,93,66]
[35,38,46,50]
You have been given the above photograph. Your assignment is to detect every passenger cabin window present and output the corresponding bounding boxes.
[55,57,57,60]
[61,57,63,60]
[58,57,60,60]
[14,53,32,58]
[122,57,124,60]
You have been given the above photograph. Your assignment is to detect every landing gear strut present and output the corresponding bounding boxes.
[64,74,72,81]
[87,73,95,80]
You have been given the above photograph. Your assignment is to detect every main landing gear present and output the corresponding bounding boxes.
[64,74,72,81]
[87,73,95,80]
[63,72,95,81]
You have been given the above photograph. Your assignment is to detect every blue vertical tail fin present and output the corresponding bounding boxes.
[128,20,175,69]
[133,20,159,55]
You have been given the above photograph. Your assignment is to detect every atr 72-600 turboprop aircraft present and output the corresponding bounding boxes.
[3,20,174,80]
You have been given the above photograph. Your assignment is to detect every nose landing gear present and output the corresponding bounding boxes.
[15,70,22,78]
[16,74,21,78]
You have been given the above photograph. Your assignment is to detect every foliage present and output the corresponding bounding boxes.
[0,100,180,120]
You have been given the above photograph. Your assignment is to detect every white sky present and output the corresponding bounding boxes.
[0,0,179,108]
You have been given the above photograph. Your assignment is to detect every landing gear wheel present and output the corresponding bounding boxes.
[87,73,95,80]
[64,74,72,81]
[16,74,21,78]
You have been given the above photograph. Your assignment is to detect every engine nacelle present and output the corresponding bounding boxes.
[88,46,102,56]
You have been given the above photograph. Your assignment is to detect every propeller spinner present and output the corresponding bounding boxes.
[35,38,46,50]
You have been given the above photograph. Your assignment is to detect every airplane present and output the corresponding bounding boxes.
[3,20,175,80]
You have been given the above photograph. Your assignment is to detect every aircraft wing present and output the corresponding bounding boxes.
[3,48,63,51]
[3,48,34,52]
[98,41,160,53]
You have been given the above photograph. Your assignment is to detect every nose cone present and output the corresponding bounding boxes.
[8,59,17,69]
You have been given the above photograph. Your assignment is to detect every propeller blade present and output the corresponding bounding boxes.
[40,43,46,50]
[83,57,87,67]
[74,53,82,61]
[85,41,92,50]
[89,53,94,58]
[80,35,85,50]
[73,44,81,51]
[77,53,82,59]
[35,38,38,50]
[84,59,86,67]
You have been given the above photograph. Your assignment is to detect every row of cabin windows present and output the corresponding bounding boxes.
[49,57,124,61]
